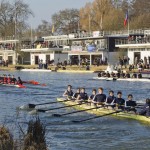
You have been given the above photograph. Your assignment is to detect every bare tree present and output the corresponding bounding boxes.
[52,8,79,34]
[0,0,33,39]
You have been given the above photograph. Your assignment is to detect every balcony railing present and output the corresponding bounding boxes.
[115,37,150,45]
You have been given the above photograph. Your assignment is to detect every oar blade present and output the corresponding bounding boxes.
[19,104,30,110]
[52,114,62,117]
[28,104,36,109]
[72,120,80,123]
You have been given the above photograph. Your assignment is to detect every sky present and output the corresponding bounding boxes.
[8,0,94,28]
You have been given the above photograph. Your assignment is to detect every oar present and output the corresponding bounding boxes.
[53,106,102,117]
[31,102,88,113]
[72,110,122,123]
[19,98,70,109]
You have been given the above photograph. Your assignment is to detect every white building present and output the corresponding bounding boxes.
[116,29,150,65]
[0,39,19,64]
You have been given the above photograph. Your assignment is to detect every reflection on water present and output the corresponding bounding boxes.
[0,71,150,150]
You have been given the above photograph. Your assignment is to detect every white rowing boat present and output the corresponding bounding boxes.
[93,77,150,82]
[0,83,26,88]
[20,69,52,72]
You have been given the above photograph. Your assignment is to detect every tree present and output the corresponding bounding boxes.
[36,20,52,37]
[0,0,33,39]
[52,9,79,34]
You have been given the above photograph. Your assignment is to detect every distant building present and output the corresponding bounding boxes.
[0,39,19,65]
[116,29,150,66]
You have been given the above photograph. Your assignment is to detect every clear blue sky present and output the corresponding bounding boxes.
[17,0,94,28]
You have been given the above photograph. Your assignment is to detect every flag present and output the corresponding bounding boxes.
[124,12,128,26]
[52,25,55,33]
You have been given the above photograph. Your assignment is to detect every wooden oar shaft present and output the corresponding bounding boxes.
[72,110,122,123]
[38,102,87,112]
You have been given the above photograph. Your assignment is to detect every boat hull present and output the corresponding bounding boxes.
[57,98,150,124]
[0,83,26,88]
[93,77,150,82]
[21,69,52,72]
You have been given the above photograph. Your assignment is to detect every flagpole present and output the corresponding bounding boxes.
[128,0,129,36]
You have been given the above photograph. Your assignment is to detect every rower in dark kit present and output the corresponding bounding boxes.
[106,71,110,78]
[92,87,106,106]
[76,88,88,103]
[137,72,142,78]
[11,75,17,84]
[132,72,137,78]
[105,90,116,108]
[139,98,150,116]
[116,72,121,78]
[88,89,97,105]
[125,72,130,78]
[120,71,125,78]
[125,94,137,113]
[72,88,80,100]
[17,77,23,85]
[113,91,125,110]
[63,85,74,98]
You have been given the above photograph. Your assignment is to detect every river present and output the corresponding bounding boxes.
[0,71,150,150]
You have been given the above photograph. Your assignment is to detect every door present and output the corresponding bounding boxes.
[35,56,39,64]
[8,56,13,64]
[134,52,141,65]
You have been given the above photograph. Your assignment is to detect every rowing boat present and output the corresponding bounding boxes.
[0,83,26,88]
[20,69,52,72]
[93,77,150,82]
[57,98,150,124]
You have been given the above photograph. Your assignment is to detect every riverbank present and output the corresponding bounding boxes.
[0,65,149,74]
[0,65,107,73]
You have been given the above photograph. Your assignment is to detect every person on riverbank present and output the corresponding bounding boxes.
[113,91,125,110]
[124,94,137,113]
[92,87,106,106]
[63,85,74,98]
[139,98,150,116]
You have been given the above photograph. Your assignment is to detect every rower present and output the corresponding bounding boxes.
[98,72,101,77]
[3,74,7,84]
[0,75,3,82]
[11,75,17,84]
[132,72,137,78]
[125,72,130,78]
[137,72,142,78]
[125,94,137,113]
[116,72,121,78]
[113,91,125,110]
[105,90,116,108]
[7,74,11,84]
[111,72,115,78]
[139,98,150,116]
[88,89,97,104]
[72,88,80,100]
[17,77,23,85]
[106,71,110,78]
[76,88,88,103]
[92,87,106,106]
[63,85,74,99]
[120,71,125,78]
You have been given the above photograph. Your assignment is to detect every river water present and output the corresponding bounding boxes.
[0,71,150,150]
